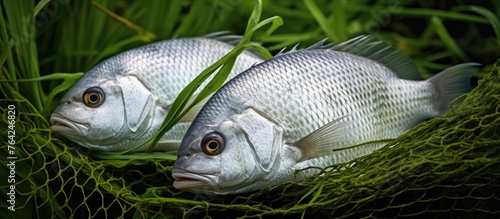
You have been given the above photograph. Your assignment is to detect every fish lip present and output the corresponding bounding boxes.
[50,113,89,136]
[172,169,217,190]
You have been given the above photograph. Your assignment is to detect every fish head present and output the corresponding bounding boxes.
[50,73,158,151]
[173,107,302,195]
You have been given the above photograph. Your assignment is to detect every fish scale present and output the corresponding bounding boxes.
[50,33,264,152]
[172,35,478,195]
[245,52,400,144]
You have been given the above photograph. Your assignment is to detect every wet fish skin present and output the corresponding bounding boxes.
[172,35,478,195]
[50,33,264,152]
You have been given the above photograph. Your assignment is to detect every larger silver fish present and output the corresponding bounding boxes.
[50,33,264,152]
[172,36,478,195]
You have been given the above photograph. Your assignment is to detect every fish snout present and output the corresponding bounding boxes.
[173,153,192,169]
[178,151,193,158]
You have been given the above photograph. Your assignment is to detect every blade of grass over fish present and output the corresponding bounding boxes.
[134,0,281,153]
[140,47,245,152]
[431,16,470,61]
[189,59,237,107]
[121,53,238,153]
[182,44,271,121]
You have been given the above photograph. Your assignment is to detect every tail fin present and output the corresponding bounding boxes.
[428,63,480,116]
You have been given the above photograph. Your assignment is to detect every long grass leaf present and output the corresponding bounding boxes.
[304,0,337,41]
[0,72,83,82]
[431,16,470,61]
[3,0,43,112]
[142,0,281,152]
[0,4,17,90]
[163,0,183,36]
[92,1,156,42]
[331,0,347,41]
[301,178,325,219]
[173,0,209,36]
[92,152,178,163]
[459,5,500,40]
[347,6,489,24]
[33,0,51,16]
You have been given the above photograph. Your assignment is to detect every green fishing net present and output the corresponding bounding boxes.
[1,61,499,218]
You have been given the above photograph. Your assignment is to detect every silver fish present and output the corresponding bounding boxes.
[50,33,264,152]
[172,35,478,195]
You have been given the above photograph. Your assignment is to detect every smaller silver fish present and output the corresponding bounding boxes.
[50,33,264,152]
[172,35,478,195]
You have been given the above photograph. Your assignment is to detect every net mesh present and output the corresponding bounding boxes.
[1,61,499,218]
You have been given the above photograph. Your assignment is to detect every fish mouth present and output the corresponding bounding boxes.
[50,113,89,137]
[172,169,217,190]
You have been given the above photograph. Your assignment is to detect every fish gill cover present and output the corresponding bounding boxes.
[1,0,499,218]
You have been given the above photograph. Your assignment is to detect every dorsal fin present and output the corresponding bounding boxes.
[202,31,266,59]
[275,39,333,56]
[330,35,422,80]
[203,31,245,46]
[292,116,353,161]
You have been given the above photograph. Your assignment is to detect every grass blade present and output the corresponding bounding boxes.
[141,0,282,152]
[431,16,470,61]
[304,0,337,41]
[33,0,51,16]
[3,0,43,113]
[92,1,156,42]
[347,6,489,24]
[460,5,500,40]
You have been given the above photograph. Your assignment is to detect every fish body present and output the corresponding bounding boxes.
[50,33,264,152]
[172,36,478,195]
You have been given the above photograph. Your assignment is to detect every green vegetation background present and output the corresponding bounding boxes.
[1,0,499,218]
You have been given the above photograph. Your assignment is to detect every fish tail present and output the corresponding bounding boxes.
[428,63,480,116]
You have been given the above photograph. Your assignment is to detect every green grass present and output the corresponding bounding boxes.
[1,0,500,218]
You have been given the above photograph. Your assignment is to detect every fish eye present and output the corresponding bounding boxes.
[201,132,225,155]
[83,87,105,108]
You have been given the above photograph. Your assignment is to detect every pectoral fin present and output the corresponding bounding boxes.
[292,116,353,161]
